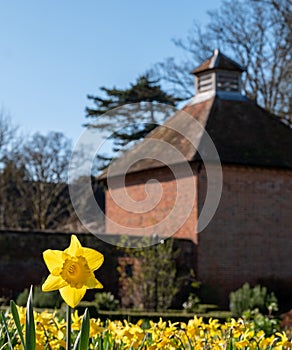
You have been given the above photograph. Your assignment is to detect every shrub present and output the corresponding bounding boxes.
[16,285,62,308]
[242,308,280,336]
[229,283,278,317]
[182,293,201,313]
[94,292,119,311]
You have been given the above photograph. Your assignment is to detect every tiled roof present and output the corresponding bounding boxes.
[200,98,292,168]
[99,95,292,180]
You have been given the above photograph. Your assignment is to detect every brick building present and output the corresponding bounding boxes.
[99,50,292,305]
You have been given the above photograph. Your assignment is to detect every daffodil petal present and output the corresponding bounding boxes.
[86,275,103,289]
[43,249,64,273]
[65,235,82,256]
[52,267,62,276]
[42,274,67,292]
[82,247,104,270]
[59,285,86,308]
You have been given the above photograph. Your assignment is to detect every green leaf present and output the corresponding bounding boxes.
[72,308,90,350]
[72,332,81,350]
[10,300,25,347]
[1,311,14,350]
[78,308,90,350]
[25,285,36,350]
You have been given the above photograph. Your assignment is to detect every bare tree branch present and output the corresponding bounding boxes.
[155,0,291,124]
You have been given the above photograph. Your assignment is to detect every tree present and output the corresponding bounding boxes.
[0,114,78,230]
[22,131,74,230]
[118,236,180,311]
[0,110,18,159]
[0,158,29,229]
[155,0,291,124]
[117,235,198,311]
[0,111,25,228]
[0,110,19,172]
[85,74,181,169]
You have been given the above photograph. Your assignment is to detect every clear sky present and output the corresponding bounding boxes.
[0,1,220,144]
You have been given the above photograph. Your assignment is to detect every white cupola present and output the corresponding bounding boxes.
[191,49,246,102]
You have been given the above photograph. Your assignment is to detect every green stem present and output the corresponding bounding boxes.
[66,304,72,350]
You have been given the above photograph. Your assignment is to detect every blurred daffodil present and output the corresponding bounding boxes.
[42,235,104,308]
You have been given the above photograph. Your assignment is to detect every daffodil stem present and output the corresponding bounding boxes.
[66,304,72,350]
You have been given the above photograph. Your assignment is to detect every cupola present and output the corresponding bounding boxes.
[191,49,246,101]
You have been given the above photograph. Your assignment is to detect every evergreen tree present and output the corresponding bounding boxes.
[85,74,181,169]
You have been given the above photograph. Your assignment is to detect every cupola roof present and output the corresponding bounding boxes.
[192,49,246,75]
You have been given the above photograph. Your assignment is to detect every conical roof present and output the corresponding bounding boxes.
[192,49,246,75]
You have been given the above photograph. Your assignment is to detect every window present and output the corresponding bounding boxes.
[125,264,133,278]
[217,73,239,92]
[197,74,213,93]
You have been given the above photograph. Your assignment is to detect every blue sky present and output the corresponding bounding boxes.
[0,1,220,144]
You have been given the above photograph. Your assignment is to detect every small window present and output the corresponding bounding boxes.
[125,264,133,278]
[217,73,239,92]
[197,74,213,93]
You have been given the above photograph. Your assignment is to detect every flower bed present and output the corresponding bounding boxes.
[1,235,291,349]
[1,307,292,349]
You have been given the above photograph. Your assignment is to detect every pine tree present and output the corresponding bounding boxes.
[85,74,181,169]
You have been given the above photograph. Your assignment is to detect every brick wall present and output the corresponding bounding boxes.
[104,163,292,308]
[197,164,292,306]
[105,164,199,242]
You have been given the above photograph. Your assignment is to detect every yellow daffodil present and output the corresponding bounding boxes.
[275,332,292,349]
[42,234,104,308]
[5,310,292,349]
